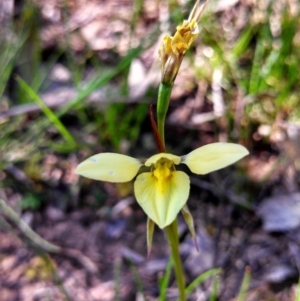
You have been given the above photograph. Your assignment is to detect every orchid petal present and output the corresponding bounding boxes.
[75,153,142,183]
[134,171,190,229]
[145,153,181,166]
[182,143,249,175]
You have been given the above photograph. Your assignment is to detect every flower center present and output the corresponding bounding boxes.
[152,158,174,193]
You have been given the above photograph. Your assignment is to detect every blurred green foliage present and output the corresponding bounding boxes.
[197,1,300,131]
[20,193,43,210]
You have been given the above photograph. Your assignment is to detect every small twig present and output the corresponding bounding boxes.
[0,198,98,274]
[0,199,61,253]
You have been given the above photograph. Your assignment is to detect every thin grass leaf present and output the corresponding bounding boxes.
[159,257,173,301]
[129,261,147,301]
[259,49,280,85]
[296,278,300,301]
[58,47,143,117]
[232,27,254,59]
[30,51,64,96]
[130,0,144,36]
[248,30,265,95]
[237,267,251,301]
[209,275,219,301]
[13,26,159,150]
[58,21,160,117]
[16,77,77,147]
[7,46,143,154]
[185,268,220,296]
[0,35,28,98]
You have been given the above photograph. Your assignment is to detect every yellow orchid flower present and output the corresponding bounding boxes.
[75,142,248,229]
[159,0,209,84]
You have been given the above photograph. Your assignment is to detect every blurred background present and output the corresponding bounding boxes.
[1,0,300,300]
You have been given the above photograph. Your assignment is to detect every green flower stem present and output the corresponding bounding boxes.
[165,219,186,301]
[156,82,186,300]
[157,82,173,146]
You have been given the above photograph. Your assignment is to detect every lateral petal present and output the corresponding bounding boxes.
[182,143,249,175]
[134,171,190,229]
[75,153,142,182]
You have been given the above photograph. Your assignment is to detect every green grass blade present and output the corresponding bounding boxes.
[16,77,77,146]
[209,275,219,301]
[260,49,280,85]
[296,278,300,301]
[0,34,28,98]
[248,31,265,95]
[130,0,144,35]
[57,46,142,117]
[185,268,221,296]
[237,267,251,301]
[10,46,143,153]
[159,257,173,301]
[232,27,254,59]
[129,261,147,301]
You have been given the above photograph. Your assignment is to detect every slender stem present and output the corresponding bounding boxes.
[157,83,173,146]
[165,220,186,301]
[156,81,186,300]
